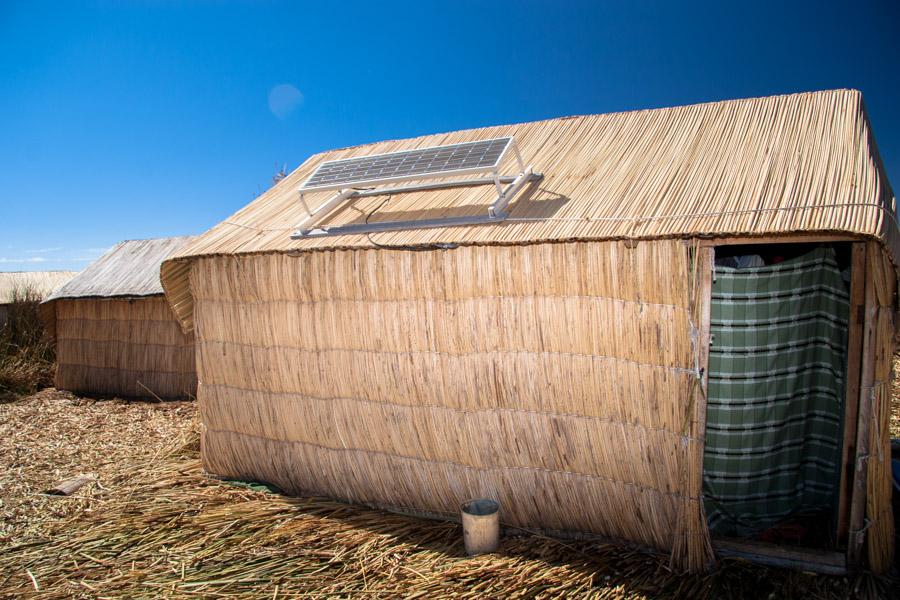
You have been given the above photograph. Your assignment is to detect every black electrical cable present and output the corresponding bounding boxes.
[364,195,459,251]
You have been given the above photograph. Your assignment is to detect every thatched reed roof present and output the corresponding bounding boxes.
[48,237,193,302]
[162,89,898,330]
[0,271,77,304]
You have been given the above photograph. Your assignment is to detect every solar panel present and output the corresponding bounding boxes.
[292,135,541,239]
[300,137,512,193]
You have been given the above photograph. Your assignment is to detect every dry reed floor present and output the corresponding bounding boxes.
[0,386,897,599]
[0,389,196,544]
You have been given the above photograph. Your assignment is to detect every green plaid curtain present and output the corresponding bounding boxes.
[703,247,850,538]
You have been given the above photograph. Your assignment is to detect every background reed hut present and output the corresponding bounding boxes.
[0,271,76,327]
[44,237,196,400]
[161,90,897,573]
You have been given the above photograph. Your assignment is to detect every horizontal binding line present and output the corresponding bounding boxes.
[198,340,697,376]
[194,293,690,313]
[218,201,895,232]
[58,337,194,351]
[57,363,196,377]
[504,201,896,224]
[201,383,703,443]
[56,316,184,326]
[206,426,702,502]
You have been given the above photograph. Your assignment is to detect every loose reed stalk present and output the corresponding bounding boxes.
[3,390,897,598]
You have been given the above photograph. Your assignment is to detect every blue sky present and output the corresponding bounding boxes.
[2,0,899,271]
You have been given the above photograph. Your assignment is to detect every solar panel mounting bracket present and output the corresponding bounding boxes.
[291,137,541,239]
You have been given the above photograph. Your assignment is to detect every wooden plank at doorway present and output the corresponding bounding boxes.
[698,246,714,400]
[836,243,866,542]
[846,242,879,566]
[714,538,847,575]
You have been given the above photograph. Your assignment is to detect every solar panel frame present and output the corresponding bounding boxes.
[299,137,513,193]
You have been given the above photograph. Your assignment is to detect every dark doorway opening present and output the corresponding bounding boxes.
[703,242,852,551]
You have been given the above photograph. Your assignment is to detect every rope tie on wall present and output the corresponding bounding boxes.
[863,380,887,463]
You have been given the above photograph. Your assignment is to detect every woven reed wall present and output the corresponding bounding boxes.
[54,296,196,400]
[866,243,896,572]
[192,240,713,569]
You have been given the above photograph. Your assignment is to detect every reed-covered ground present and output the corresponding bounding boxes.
[0,384,896,599]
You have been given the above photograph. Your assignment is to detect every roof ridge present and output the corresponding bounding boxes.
[316,88,860,157]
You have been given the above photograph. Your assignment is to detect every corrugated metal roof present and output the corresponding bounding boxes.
[162,89,899,331]
[0,271,77,304]
[48,237,193,301]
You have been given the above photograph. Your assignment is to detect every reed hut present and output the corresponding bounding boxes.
[0,271,76,327]
[44,237,196,400]
[161,89,897,573]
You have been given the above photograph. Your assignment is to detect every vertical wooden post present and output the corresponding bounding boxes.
[694,246,714,565]
[671,243,716,572]
[836,243,866,543]
[846,242,878,566]
[698,247,714,403]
